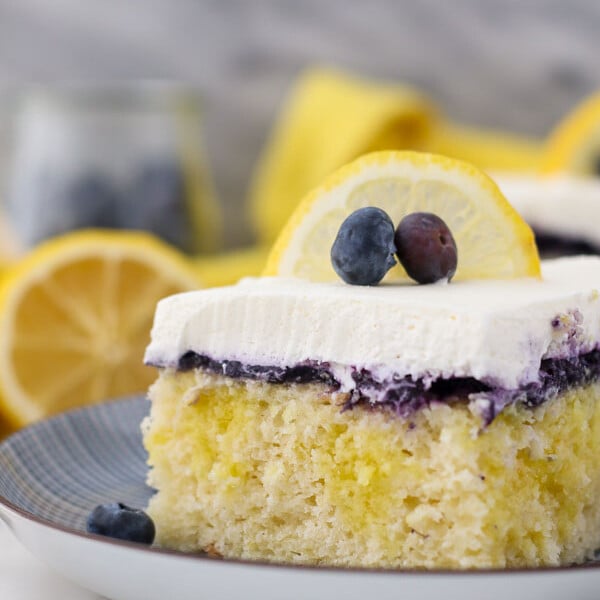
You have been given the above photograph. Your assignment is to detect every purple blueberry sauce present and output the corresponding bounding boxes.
[176,349,600,425]
[178,352,338,387]
[534,230,600,258]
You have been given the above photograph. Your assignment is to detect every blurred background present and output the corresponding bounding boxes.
[0,0,599,249]
[1,0,600,435]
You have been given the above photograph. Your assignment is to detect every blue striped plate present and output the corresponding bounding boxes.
[0,396,152,532]
[0,396,599,600]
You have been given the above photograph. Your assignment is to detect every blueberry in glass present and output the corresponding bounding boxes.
[121,161,193,252]
[64,174,120,229]
[14,172,120,246]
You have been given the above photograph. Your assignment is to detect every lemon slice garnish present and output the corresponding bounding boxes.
[264,151,540,282]
[541,91,600,174]
[0,230,202,428]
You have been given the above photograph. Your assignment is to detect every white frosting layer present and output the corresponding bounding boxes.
[495,174,600,247]
[145,257,600,390]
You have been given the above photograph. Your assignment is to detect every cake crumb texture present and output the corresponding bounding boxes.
[143,370,600,569]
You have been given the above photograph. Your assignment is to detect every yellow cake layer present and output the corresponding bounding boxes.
[143,369,600,569]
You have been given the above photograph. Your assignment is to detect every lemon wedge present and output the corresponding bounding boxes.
[263,151,540,282]
[0,230,202,428]
[541,92,600,174]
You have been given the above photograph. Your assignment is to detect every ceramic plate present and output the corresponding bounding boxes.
[0,396,599,600]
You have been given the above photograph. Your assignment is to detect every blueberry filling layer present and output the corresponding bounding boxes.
[534,230,600,258]
[178,352,338,387]
[177,349,600,424]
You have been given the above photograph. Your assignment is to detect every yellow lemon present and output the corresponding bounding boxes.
[428,122,542,172]
[249,67,436,244]
[264,151,540,282]
[194,245,271,287]
[249,67,544,245]
[541,91,600,174]
[0,413,15,440]
[0,229,202,428]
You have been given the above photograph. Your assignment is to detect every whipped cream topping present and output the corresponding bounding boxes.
[494,173,600,247]
[145,257,600,391]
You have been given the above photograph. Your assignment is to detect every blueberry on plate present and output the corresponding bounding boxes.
[86,502,155,544]
[394,212,457,284]
[121,161,193,252]
[330,207,397,286]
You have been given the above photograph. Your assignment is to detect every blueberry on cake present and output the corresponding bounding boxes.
[494,89,600,258]
[142,152,600,569]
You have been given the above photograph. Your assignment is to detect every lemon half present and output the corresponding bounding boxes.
[0,230,202,428]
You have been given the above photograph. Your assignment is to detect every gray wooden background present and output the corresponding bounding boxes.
[0,0,599,246]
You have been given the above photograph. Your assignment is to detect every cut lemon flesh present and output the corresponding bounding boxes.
[0,230,202,428]
[541,92,600,174]
[264,151,540,282]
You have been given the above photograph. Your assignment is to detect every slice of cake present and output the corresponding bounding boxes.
[493,89,600,258]
[142,152,600,569]
[496,174,600,256]
[142,257,600,569]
